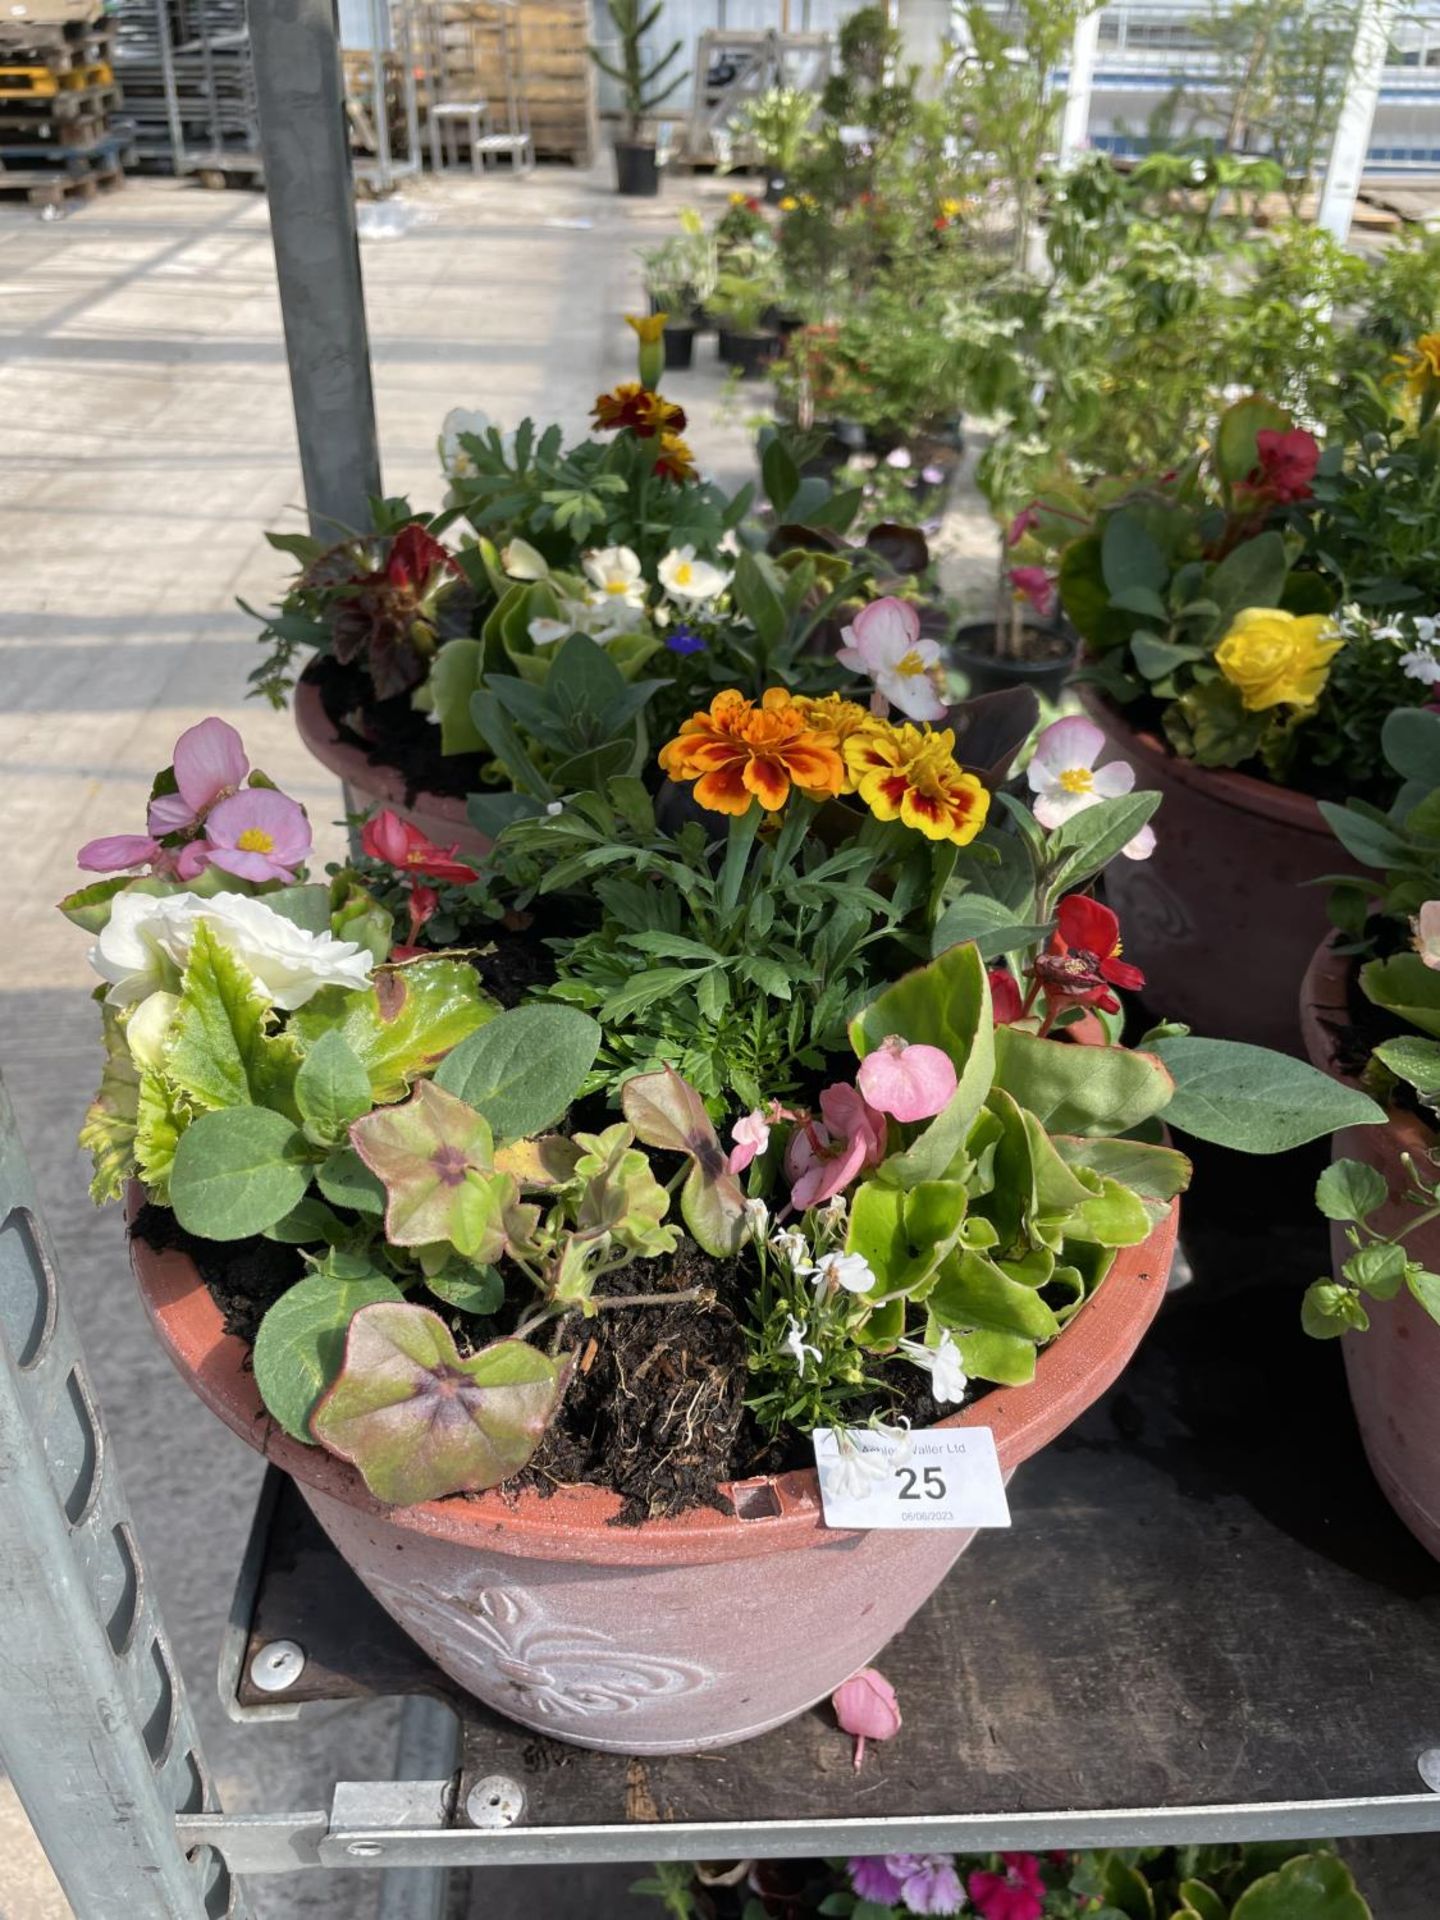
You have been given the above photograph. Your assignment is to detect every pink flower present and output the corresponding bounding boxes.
[969,1853,1047,1920]
[785,1083,887,1210]
[837,597,947,722]
[856,1035,957,1123]
[1009,566,1057,620]
[1006,504,1039,546]
[146,717,250,835]
[848,1858,908,1904]
[988,967,1024,1024]
[76,833,165,874]
[894,1856,966,1915]
[360,809,479,885]
[202,787,312,883]
[832,1667,901,1770]
[1414,900,1440,969]
[728,1109,772,1174]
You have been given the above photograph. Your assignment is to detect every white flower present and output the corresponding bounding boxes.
[783,1314,822,1377]
[1400,648,1440,687]
[439,406,491,478]
[658,545,731,603]
[124,989,179,1069]
[898,1330,969,1405]
[1026,714,1155,860]
[582,546,646,609]
[820,1192,849,1231]
[821,1430,889,1501]
[836,597,946,722]
[528,613,579,648]
[869,1415,914,1468]
[743,1196,771,1239]
[802,1249,877,1296]
[502,538,550,582]
[545,800,564,817]
[91,890,373,1012]
[580,594,648,641]
[770,1226,810,1269]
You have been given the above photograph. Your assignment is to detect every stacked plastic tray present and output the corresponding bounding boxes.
[109,0,260,175]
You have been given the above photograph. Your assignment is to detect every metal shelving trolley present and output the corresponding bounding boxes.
[3,0,1440,1913]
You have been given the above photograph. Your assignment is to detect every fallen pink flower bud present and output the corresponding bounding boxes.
[832,1666,901,1770]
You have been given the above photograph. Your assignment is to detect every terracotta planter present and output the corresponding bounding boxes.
[1084,690,1341,1055]
[293,668,491,865]
[1300,940,1440,1562]
[130,1204,1176,1753]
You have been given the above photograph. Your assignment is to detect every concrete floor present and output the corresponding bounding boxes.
[1,160,1438,1920]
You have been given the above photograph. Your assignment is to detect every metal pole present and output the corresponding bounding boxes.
[1317,0,1396,241]
[1059,6,1100,164]
[247,0,383,533]
[0,1078,246,1919]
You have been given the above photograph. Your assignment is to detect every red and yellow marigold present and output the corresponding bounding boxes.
[658,688,846,816]
[844,723,989,845]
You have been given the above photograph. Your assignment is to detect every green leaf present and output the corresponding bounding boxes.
[429,637,487,755]
[1150,1036,1386,1153]
[1316,801,1411,872]
[1176,1883,1225,1920]
[1343,1242,1406,1299]
[1102,511,1168,596]
[1052,1134,1191,1224]
[425,1264,505,1315]
[134,1067,186,1203]
[262,884,332,936]
[79,1006,141,1205]
[58,874,137,934]
[761,435,800,516]
[311,1305,571,1503]
[993,1026,1173,1137]
[290,960,498,1103]
[1132,633,1206,680]
[1302,1279,1369,1338]
[349,1081,512,1259]
[1204,530,1290,631]
[253,1271,402,1440]
[846,1179,968,1301]
[931,895,1051,961]
[1372,1034,1440,1101]
[1315,1158,1389,1223]
[434,1004,601,1141]
[620,1066,748,1256]
[167,920,301,1113]
[1360,952,1440,1040]
[1214,394,1292,484]
[1229,1851,1371,1920]
[263,1195,350,1245]
[1047,793,1161,891]
[295,1031,374,1145]
[169,1107,313,1239]
[1382,706,1440,790]
[1406,1264,1440,1326]
[316,1145,387,1215]
[1067,1175,1154,1247]
[928,1247,1061,1343]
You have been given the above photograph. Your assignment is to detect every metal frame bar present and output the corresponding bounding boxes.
[1318,0,1399,239]
[0,1076,245,1920]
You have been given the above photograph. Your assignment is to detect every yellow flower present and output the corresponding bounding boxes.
[844,724,990,845]
[1397,332,1440,403]
[658,688,846,816]
[940,197,963,218]
[1214,608,1344,712]
[728,190,747,207]
[626,311,667,344]
[654,431,697,484]
[779,194,799,212]
[789,693,880,792]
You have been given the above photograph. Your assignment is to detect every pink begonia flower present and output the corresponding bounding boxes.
[202,787,312,883]
[1006,504,1039,547]
[856,1035,957,1123]
[728,1109,772,1175]
[1414,901,1440,970]
[969,1852,1047,1920]
[1010,565,1057,620]
[1026,714,1155,860]
[146,716,250,835]
[832,1667,901,1771]
[837,597,947,722]
[785,1083,887,1211]
[76,833,165,874]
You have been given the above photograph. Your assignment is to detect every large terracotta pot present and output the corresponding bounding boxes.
[293,669,491,864]
[1084,691,1339,1056]
[1300,939,1440,1562]
[130,1205,1177,1754]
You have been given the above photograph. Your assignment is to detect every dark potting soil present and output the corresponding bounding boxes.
[310,652,490,805]
[467,914,564,1008]
[953,621,1075,666]
[130,1203,957,1524]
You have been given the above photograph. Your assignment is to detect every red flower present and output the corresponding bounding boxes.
[1244,427,1319,505]
[1032,895,1144,1016]
[968,1852,1047,1920]
[360,809,479,885]
[988,966,1024,1024]
[385,523,457,593]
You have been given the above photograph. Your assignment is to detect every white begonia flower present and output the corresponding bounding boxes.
[821,1430,890,1502]
[92,891,373,1012]
[782,1314,822,1377]
[658,545,731,603]
[529,615,578,648]
[836,597,947,722]
[582,546,646,609]
[124,989,180,1070]
[580,595,648,641]
[502,538,551,582]
[770,1226,811,1269]
[802,1248,876,1296]
[898,1330,969,1405]
[439,406,491,478]
[1026,713,1155,861]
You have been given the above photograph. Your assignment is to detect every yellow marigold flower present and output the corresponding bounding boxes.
[626,311,667,343]
[789,692,881,792]
[658,687,846,816]
[1214,607,1344,713]
[728,190,747,207]
[654,431,697,484]
[845,725,990,845]
[940,197,963,218]
[1397,332,1440,402]
[779,194,799,212]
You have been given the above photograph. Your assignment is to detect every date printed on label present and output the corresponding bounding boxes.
[812,1426,1011,1530]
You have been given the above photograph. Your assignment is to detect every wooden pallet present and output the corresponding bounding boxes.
[0,154,123,209]
[0,57,110,96]
[0,111,104,146]
[435,0,595,165]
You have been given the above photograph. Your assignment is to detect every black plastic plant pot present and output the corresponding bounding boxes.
[762,303,806,339]
[614,141,660,197]
[719,329,779,379]
[951,617,1081,704]
[763,172,788,205]
[662,321,697,371]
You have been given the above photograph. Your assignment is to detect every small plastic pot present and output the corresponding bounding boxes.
[662,320,697,371]
[614,141,660,197]
[718,329,779,379]
[951,617,1081,704]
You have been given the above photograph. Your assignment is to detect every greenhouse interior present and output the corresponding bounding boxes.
[2,0,1440,1915]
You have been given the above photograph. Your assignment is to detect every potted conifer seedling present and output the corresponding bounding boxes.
[590,0,685,198]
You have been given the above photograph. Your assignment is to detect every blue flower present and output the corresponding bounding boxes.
[665,626,706,655]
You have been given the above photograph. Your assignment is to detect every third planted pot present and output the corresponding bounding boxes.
[1084,691,1342,1055]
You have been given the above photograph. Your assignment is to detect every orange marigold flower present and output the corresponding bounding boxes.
[592,382,648,431]
[635,391,686,437]
[654,431,698,483]
[789,693,881,792]
[845,724,990,845]
[658,687,846,816]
